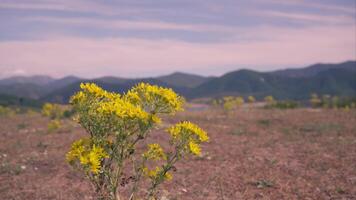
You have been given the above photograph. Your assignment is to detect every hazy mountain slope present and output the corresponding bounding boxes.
[1,61,355,102]
[188,69,290,99]
[0,94,43,108]
[0,75,54,86]
[0,83,50,99]
[93,76,128,84]
[271,61,356,78]
[189,68,356,99]
[47,76,82,91]
[156,72,213,88]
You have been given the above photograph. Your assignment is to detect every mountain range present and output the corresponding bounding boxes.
[0,61,355,105]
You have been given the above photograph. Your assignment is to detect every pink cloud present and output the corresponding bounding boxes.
[0,25,354,78]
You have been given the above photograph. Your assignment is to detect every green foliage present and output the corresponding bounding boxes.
[66,82,208,200]
[0,94,43,108]
[63,108,76,118]
[309,93,356,109]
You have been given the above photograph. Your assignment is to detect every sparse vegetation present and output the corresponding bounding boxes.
[271,100,299,109]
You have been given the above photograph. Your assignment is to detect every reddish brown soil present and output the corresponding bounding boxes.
[1,108,356,200]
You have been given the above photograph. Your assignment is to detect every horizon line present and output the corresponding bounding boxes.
[1,60,355,80]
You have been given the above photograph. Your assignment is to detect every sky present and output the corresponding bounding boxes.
[0,0,355,78]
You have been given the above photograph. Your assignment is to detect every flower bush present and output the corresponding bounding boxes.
[310,93,321,108]
[0,105,15,117]
[42,103,65,131]
[264,95,276,106]
[66,82,208,200]
[247,96,255,103]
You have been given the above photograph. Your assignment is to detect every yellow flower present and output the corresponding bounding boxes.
[167,121,209,142]
[264,95,275,104]
[87,145,109,174]
[125,82,184,114]
[143,143,167,161]
[164,172,173,181]
[66,138,109,174]
[70,83,120,105]
[47,119,61,132]
[188,140,201,155]
[151,114,161,124]
[97,98,149,122]
[66,138,89,163]
[143,166,173,181]
[167,121,208,156]
[248,96,255,103]
[42,103,63,119]
[143,166,161,179]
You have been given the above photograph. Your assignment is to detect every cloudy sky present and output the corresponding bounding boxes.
[0,0,355,78]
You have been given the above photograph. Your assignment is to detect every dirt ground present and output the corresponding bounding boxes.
[1,108,356,200]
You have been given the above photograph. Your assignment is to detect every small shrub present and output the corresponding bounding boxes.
[41,103,64,119]
[247,96,255,103]
[310,93,322,108]
[0,105,15,117]
[66,82,209,200]
[321,94,331,108]
[222,96,244,112]
[47,119,61,132]
[264,96,276,107]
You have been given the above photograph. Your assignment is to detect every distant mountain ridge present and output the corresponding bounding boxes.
[270,61,356,77]
[156,72,214,88]
[0,60,355,103]
[0,75,54,85]
[190,67,356,100]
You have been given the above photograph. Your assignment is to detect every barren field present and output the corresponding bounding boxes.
[1,108,356,200]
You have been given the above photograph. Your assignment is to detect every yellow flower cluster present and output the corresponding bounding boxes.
[42,103,63,119]
[188,140,201,155]
[222,96,244,111]
[264,95,275,104]
[143,166,172,181]
[70,83,120,104]
[168,121,209,142]
[0,105,15,116]
[125,83,184,114]
[248,96,256,103]
[167,121,208,155]
[66,138,109,174]
[70,82,184,126]
[97,98,149,122]
[47,119,61,132]
[143,143,167,161]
